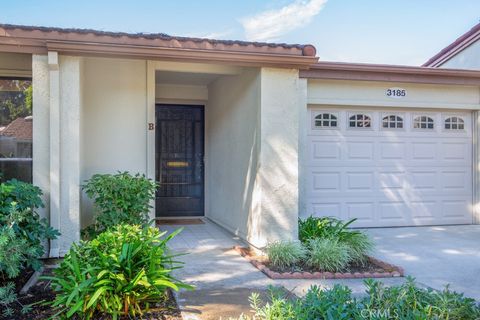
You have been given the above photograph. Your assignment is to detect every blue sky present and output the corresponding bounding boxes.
[2,0,480,65]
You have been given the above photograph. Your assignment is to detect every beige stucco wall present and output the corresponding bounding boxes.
[206,68,261,242]
[207,67,301,247]
[81,57,148,227]
[155,84,208,101]
[440,41,480,70]
[307,79,480,110]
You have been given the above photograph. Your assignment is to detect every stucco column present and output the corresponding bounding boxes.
[48,52,61,256]
[32,55,51,256]
[248,68,300,247]
[58,55,82,255]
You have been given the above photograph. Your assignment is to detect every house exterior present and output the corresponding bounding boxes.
[2,24,480,256]
[424,22,480,69]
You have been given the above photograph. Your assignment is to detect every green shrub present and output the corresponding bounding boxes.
[0,180,58,317]
[298,216,357,243]
[306,238,351,272]
[299,216,374,264]
[265,241,306,270]
[82,172,158,238]
[0,226,37,278]
[0,180,58,264]
[342,231,374,265]
[238,277,480,320]
[46,224,192,319]
[0,282,31,318]
[0,179,43,213]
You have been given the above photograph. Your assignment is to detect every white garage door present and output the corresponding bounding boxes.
[305,108,473,227]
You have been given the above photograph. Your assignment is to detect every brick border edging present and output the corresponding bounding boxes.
[234,246,404,280]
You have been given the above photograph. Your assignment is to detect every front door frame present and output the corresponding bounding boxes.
[154,104,205,217]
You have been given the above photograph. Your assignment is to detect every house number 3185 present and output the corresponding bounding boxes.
[386,87,407,98]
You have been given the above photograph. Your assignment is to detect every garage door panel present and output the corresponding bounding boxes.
[441,142,470,161]
[312,141,341,160]
[347,142,374,160]
[310,202,343,220]
[442,200,471,220]
[346,172,374,190]
[411,142,437,160]
[306,108,473,227]
[380,142,405,159]
[346,202,375,222]
[441,171,471,192]
[311,171,340,191]
[410,171,437,190]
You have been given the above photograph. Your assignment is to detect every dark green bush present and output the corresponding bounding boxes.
[82,172,158,238]
[0,179,59,268]
[0,179,59,317]
[46,224,192,319]
[239,277,480,320]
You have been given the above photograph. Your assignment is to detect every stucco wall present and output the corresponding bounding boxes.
[81,57,147,227]
[207,68,301,247]
[307,79,480,109]
[206,68,261,241]
[440,40,480,70]
[155,84,207,101]
[254,68,300,246]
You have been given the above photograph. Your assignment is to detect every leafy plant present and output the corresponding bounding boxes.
[0,179,59,266]
[298,216,357,243]
[299,216,374,265]
[0,282,31,318]
[362,277,480,320]
[237,277,480,320]
[82,172,158,238]
[342,231,374,265]
[306,238,351,272]
[46,224,192,319]
[265,241,306,270]
[0,226,37,278]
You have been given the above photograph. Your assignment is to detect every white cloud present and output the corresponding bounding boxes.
[198,30,234,39]
[184,30,234,40]
[240,0,327,42]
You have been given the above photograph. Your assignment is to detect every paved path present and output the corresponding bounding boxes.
[160,221,480,319]
[161,221,405,319]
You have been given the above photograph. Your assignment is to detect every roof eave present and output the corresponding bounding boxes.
[423,23,480,67]
[301,62,480,86]
[45,40,318,68]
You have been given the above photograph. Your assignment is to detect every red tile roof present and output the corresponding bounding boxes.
[0,23,317,57]
[0,117,32,140]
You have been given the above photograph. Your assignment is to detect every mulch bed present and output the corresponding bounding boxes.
[1,266,182,320]
[234,246,404,280]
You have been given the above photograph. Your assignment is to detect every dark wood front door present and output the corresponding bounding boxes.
[155,105,204,217]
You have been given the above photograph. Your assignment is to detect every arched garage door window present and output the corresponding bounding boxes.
[349,114,371,128]
[445,116,464,130]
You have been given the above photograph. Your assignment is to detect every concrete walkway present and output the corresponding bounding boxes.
[160,221,480,319]
[161,221,405,319]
